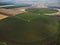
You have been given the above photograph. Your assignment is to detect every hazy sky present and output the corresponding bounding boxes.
[0,0,59,2]
[0,0,60,7]
[0,0,12,2]
[0,0,59,3]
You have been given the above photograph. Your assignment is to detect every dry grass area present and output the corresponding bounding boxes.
[0,8,26,20]
[0,14,8,20]
[0,8,26,15]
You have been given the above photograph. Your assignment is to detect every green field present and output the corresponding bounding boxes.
[26,8,58,14]
[0,14,59,45]
[2,4,31,9]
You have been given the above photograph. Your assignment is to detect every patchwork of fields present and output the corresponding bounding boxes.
[0,8,59,20]
[0,1,60,45]
[0,7,26,19]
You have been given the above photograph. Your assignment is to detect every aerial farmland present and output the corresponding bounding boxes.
[0,1,60,45]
